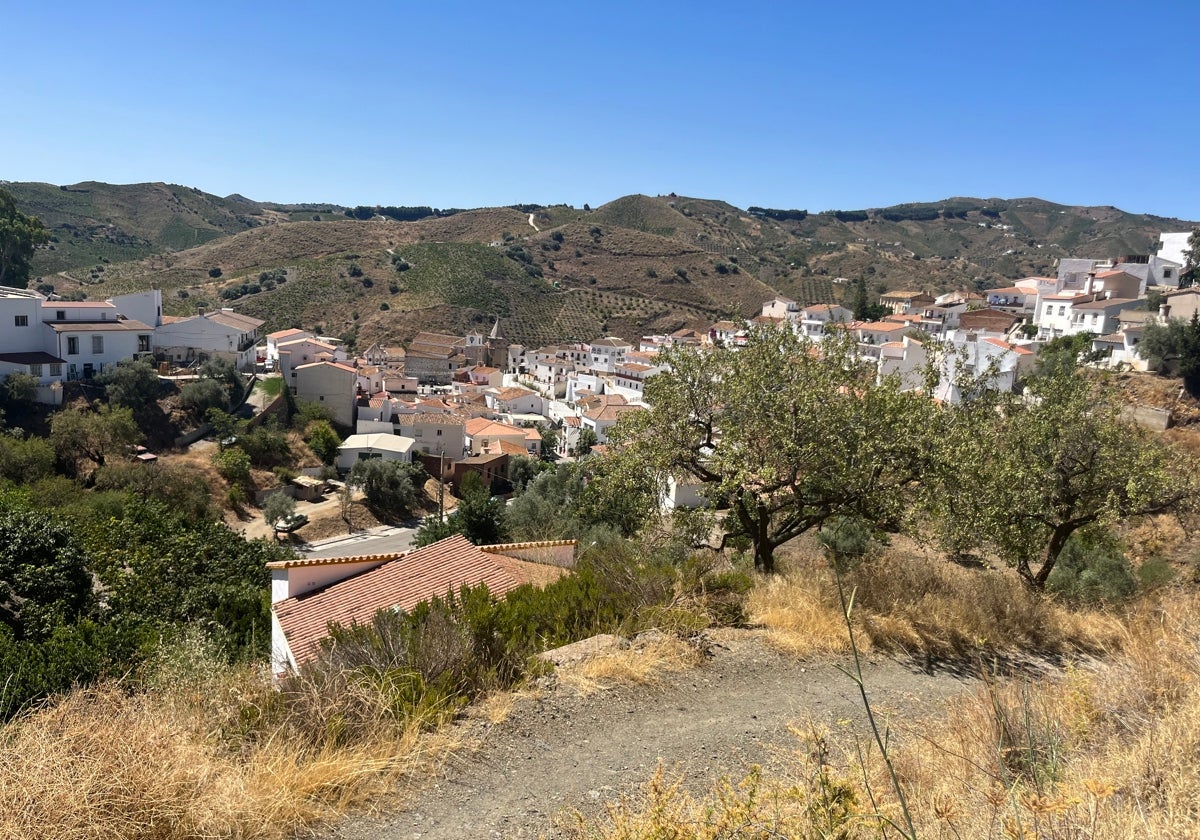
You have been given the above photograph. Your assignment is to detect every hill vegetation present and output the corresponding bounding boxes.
[8,181,1196,350]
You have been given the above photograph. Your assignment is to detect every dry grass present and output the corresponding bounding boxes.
[558,637,705,696]
[569,590,1200,839]
[0,647,458,840]
[752,538,1125,662]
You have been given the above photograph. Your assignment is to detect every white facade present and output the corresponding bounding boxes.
[336,433,416,472]
[153,309,263,371]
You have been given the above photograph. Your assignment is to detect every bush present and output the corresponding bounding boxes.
[349,459,424,520]
[212,447,251,486]
[208,267,222,278]
[304,420,341,465]
[1046,528,1137,605]
[180,378,229,418]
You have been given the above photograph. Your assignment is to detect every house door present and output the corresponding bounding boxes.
[83,363,94,379]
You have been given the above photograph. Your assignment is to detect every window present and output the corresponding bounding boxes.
[92,335,104,354]
[49,363,62,377]
[436,429,443,436]
[29,363,42,377]
[67,337,79,355]
[138,335,151,353]
[1164,269,1173,279]
[1058,306,1066,316]
[56,310,65,321]
[14,315,28,327]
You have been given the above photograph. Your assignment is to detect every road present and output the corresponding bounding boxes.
[298,524,419,559]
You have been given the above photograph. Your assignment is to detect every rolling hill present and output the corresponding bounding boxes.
[7,181,1195,350]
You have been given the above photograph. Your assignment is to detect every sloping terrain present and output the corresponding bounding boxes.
[320,631,971,840]
[9,181,1195,350]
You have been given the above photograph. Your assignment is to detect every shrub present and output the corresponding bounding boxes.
[180,379,229,418]
[208,267,222,278]
[212,447,251,486]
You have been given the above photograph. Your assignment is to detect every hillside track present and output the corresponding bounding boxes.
[318,630,971,840]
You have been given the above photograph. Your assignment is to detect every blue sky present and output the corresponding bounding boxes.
[5,1,1198,219]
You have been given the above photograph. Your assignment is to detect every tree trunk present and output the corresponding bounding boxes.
[753,539,775,575]
[1031,525,1075,590]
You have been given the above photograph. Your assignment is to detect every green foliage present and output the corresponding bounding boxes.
[238,422,292,467]
[199,356,244,404]
[304,419,341,465]
[212,446,252,485]
[572,427,597,457]
[180,377,229,417]
[928,367,1198,588]
[817,516,878,567]
[450,471,508,545]
[262,490,296,529]
[0,432,55,484]
[92,461,214,522]
[291,398,334,430]
[85,499,287,659]
[1140,312,1200,396]
[349,458,423,520]
[0,507,93,641]
[413,515,460,547]
[1036,331,1103,377]
[0,188,50,288]
[507,455,548,494]
[597,329,937,572]
[49,404,142,473]
[1045,528,1136,605]
[2,372,38,409]
[208,266,222,278]
[95,358,162,409]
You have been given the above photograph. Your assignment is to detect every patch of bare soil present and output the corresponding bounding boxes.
[315,631,972,840]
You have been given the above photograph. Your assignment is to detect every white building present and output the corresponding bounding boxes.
[154,308,264,371]
[336,433,416,472]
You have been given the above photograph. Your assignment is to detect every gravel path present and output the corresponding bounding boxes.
[317,631,972,840]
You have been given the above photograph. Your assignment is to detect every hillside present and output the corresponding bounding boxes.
[9,181,1196,349]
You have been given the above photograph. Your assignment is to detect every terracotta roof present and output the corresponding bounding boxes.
[273,535,568,667]
[983,338,1034,355]
[466,418,524,437]
[710,320,738,331]
[268,328,309,340]
[589,337,631,348]
[295,361,357,374]
[562,416,581,427]
[584,403,642,423]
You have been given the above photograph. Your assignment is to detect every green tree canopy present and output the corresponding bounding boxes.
[597,328,938,572]
[0,189,50,289]
[95,358,163,409]
[49,404,142,473]
[928,367,1198,589]
[304,420,341,465]
[348,458,424,520]
[0,508,93,641]
[1140,312,1200,396]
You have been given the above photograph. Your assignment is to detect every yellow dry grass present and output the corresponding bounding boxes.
[558,638,705,695]
[569,589,1200,839]
[753,541,1125,661]
[0,667,458,840]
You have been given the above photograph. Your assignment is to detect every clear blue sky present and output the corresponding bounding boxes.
[5,1,1198,219]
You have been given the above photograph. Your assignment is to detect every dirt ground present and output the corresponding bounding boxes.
[314,631,973,840]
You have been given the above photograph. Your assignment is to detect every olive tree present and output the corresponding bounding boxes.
[930,367,1197,589]
[599,328,938,573]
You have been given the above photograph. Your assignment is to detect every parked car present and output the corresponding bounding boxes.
[274,513,309,533]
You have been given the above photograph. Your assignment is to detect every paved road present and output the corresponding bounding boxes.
[298,524,419,558]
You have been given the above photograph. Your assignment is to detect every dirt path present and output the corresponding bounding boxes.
[318,631,972,840]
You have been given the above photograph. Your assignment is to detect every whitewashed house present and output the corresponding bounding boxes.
[154,308,264,371]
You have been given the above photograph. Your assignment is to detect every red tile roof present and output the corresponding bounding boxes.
[274,535,568,667]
